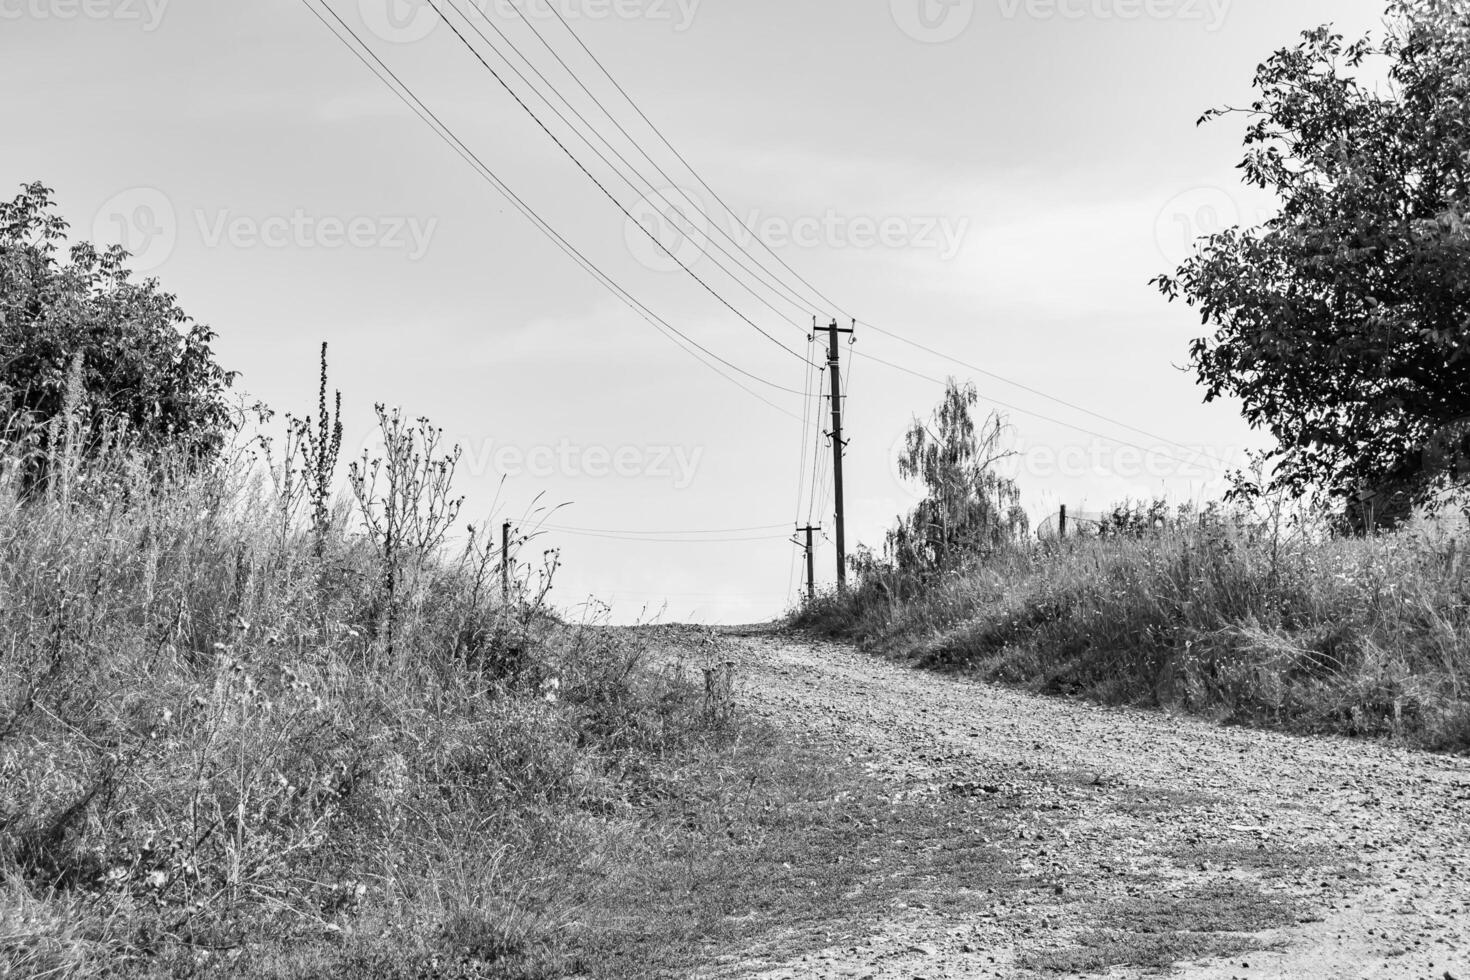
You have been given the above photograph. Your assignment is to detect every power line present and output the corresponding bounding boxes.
[512,0,1238,474]
[857,320,1234,469]
[299,0,806,417]
[531,0,843,318]
[853,349,1224,473]
[807,365,830,528]
[540,522,789,536]
[789,332,818,599]
[500,0,828,320]
[537,529,790,544]
[451,0,819,330]
[424,0,813,365]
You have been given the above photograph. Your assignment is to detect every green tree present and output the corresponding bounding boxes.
[0,182,236,480]
[889,379,1027,573]
[1154,1,1470,513]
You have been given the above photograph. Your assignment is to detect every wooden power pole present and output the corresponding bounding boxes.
[794,525,819,603]
[820,320,854,591]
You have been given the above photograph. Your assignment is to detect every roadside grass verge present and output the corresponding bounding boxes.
[0,426,1035,978]
[0,431,1036,979]
[793,513,1470,751]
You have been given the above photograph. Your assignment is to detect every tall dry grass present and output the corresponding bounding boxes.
[0,418,741,978]
[797,507,1470,751]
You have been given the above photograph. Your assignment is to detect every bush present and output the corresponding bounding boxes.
[0,182,236,488]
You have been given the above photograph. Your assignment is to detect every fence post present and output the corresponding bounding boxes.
[501,521,512,604]
[1059,505,1067,541]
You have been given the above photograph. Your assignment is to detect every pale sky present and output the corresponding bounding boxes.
[2,0,1390,622]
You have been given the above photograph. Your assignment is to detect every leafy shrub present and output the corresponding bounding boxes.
[1,183,236,487]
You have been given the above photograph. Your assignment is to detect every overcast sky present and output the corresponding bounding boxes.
[3,0,1391,622]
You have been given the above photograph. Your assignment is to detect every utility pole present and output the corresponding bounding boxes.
[793,525,819,603]
[820,320,854,591]
[502,521,513,604]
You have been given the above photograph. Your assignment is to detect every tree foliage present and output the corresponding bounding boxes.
[1155,1,1470,509]
[0,182,236,475]
[888,380,1028,573]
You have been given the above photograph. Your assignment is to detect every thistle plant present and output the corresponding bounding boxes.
[348,405,463,658]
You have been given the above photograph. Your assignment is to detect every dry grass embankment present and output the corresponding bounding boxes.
[795,512,1470,751]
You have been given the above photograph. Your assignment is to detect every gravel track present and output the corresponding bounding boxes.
[708,631,1470,980]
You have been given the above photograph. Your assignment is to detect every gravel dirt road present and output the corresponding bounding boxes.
[703,630,1470,980]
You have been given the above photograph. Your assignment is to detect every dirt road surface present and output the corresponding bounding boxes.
[704,631,1470,980]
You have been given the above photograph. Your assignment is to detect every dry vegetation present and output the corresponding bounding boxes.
[796,502,1470,752]
[0,368,914,979]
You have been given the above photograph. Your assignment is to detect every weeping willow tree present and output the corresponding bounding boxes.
[888,379,1028,574]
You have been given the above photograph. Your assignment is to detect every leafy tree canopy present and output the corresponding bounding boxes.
[0,182,236,469]
[1155,0,1470,508]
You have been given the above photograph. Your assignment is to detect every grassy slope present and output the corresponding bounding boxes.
[795,517,1470,752]
[0,450,867,978]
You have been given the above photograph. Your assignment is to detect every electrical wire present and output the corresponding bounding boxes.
[500,0,828,319]
[788,333,819,599]
[533,0,846,317]
[299,0,807,416]
[538,529,790,544]
[540,522,790,536]
[449,0,819,330]
[853,349,1223,473]
[424,0,813,365]
[514,0,1237,472]
[857,320,1234,469]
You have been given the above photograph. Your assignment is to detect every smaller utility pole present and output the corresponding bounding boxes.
[819,319,855,591]
[793,525,819,603]
[501,521,513,604]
